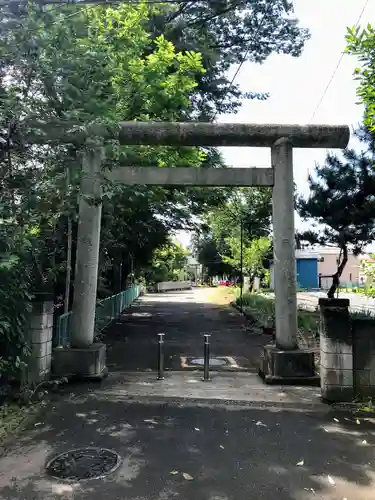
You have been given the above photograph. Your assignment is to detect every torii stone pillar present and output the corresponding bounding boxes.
[271,138,297,350]
[71,142,104,348]
[53,142,107,380]
[49,121,349,382]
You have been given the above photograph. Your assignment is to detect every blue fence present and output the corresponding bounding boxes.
[55,285,141,347]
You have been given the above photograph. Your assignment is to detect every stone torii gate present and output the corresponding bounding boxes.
[54,122,349,382]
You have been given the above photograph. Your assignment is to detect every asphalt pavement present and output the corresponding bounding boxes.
[1,289,375,499]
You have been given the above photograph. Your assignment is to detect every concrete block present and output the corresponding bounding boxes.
[321,384,353,402]
[320,352,352,371]
[320,366,353,387]
[29,312,53,330]
[39,354,52,374]
[28,354,51,382]
[30,326,53,344]
[52,343,107,380]
[32,342,49,358]
[320,336,352,355]
[259,345,319,384]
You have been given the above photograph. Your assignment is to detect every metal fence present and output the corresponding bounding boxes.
[54,285,141,347]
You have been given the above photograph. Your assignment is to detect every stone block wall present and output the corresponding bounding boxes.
[352,318,375,397]
[319,298,353,402]
[28,298,53,383]
[319,298,375,402]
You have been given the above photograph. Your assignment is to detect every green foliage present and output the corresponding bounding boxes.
[360,253,375,286]
[224,235,271,281]
[193,188,272,282]
[0,232,32,382]
[144,239,189,285]
[0,0,309,380]
[236,292,320,341]
[151,0,310,118]
[0,2,207,379]
[346,24,375,132]
[297,134,375,298]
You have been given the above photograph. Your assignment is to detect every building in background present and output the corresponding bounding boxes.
[317,247,362,290]
[270,250,320,290]
[270,247,372,291]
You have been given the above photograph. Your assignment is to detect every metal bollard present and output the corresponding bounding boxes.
[157,333,165,380]
[203,334,211,381]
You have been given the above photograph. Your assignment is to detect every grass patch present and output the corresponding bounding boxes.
[236,292,320,347]
[204,286,238,305]
[0,402,41,445]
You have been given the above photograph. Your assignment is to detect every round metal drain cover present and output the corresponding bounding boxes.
[190,357,227,366]
[45,447,121,481]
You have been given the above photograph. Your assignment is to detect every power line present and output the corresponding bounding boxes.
[213,1,274,120]
[1,4,88,32]
[309,0,369,123]
[0,0,200,7]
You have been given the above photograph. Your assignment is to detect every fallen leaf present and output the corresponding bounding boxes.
[323,427,329,432]
[144,419,158,425]
[333,418,339,423]
[296,459,304,466]
[182,473,194,481]
[328,475,335,485]
[356,418,361,425]
[362,440,368,445]
[220,445,225,449]
[255,421,267,427]
[34,422,42,427]
[169,471,179,475]
[194,428,200,431]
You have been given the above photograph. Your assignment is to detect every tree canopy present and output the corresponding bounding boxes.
[0,0,309,380]
[346,24,375,132]
[193,188,272,286]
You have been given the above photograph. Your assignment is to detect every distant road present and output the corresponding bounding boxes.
[297,291,375,314]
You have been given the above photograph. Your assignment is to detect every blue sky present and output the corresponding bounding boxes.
[176,0,374,249]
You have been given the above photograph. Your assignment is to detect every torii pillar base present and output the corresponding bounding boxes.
[259,345,320,386]
[52,343,107,381]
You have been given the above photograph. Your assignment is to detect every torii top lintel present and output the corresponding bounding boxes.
[117,122,350,149]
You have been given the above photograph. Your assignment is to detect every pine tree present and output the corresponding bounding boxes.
[297,128,375,298]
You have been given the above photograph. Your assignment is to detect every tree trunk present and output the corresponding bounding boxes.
[327,245,348,299]
[248,273,256,293]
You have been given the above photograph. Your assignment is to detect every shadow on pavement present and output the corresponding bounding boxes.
[104,291,270,373]
[0,394,374,500]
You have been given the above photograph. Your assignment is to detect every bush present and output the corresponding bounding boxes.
[237,292,319,337]
[0,240,32,385]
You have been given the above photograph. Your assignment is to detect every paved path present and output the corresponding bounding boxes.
[1,289,375,499]
[1,382,375,500]
[105,289,269,373]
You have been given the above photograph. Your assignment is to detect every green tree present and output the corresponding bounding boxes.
[144,239,189,285]
[297,134,375,298]
[0,2,206,379]
[192,187,272,284]
[223,235,271,290]
[191,229,234,282]
[346,24,375,132]
[150,0,310,119]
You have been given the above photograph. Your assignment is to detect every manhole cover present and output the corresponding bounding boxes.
[190,357,227,367]
[45,447,121,481]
